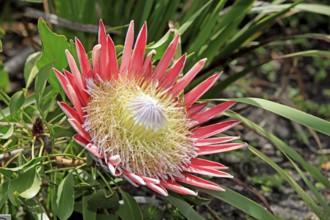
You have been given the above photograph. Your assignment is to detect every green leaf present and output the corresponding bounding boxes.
[216,1,300,60]
[176,0,212,35]
[149,0,211,60]
[35,63,52,110]
[0,125,14,139]
[55,173,74,220]
[227,98,330,136]
[96,214,118,220]
[0,182,9,209]
[200,0,255,62]
[188,0,227,53]
[250,3,330,16]
[118,190,143,220]
[83,195,96,220]
[9,91,25,114]
[199,187,276,220]
[37,18,70,70]
[9,167,42,199]
[0,156,45,173]
[37,18,71,93]
[166,195,204,220]
[277,50,330,59]
[24,52,41,89]
[296,3,330,16]
[87,189,119,211]
[0,94,36,120]
[25,199,50,220]
[0,65,9,91]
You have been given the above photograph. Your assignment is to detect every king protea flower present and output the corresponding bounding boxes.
[54,20,245,196]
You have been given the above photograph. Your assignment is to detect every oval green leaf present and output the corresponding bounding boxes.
[55,173,74,220]
[9,90,25,114]
[9,166,42,199]
[117,190,143,220]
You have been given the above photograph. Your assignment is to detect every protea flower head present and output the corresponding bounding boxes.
[54,20,245,196]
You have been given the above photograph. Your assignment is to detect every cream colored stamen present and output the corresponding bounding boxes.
[128,93,168,131]
[83,78,197,180]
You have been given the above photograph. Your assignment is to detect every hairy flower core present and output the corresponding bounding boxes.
[83,78,197,180]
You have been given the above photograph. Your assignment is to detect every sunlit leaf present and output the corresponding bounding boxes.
[24,52,41,89]
[37,18,72,94]
[9,167,42,199]
[0,124,14,139]
[296,3,330,16]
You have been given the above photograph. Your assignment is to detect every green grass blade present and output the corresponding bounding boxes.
[288,157,330,217]
[248,146,325,218]
[296,4,330,16]
[200,0,255,62]
[216,1,301,60]
[199,187,276,220]
[251,3,330,16]
[176,0,213,36]
[278,50,330,58]
[224,110,330,190]
[188,0,227,53]
[227,98,330,136]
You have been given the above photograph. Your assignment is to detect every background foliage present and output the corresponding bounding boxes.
[0,0,329,219]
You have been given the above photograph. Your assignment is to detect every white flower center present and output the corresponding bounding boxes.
[128,94,168,131]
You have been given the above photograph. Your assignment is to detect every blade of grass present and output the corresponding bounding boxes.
[248,146,325,218]
[225,98,330,136]
[251,3,330,16]
[200,0,255,62]
[223,110,330,190]
[288,157,330,217]
[176,0,213,36]
[296,3,330,16]
[198,187,276,220]
[277,50,330,59]
[215,1,301,60]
